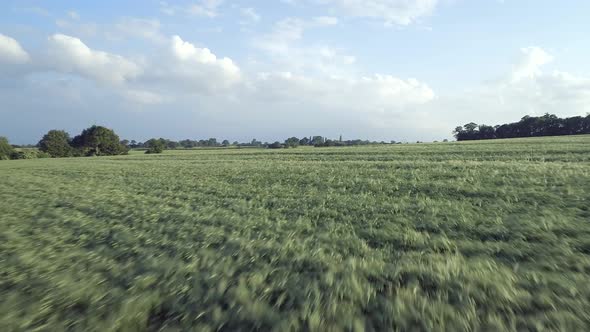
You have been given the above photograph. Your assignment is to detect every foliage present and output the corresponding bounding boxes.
[1,135,590,330]
[10,149,42,160]
[38,130,74,158]
[454,113,590,141]
[71,125,128,156]
[36,151,51,158]
[267,141,284,149]
[130,136,397,150]
[0,136,14,160]
[145,138,166,154]
[284,137,300,148]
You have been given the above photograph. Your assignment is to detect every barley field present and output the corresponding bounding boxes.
[1,135,590,331]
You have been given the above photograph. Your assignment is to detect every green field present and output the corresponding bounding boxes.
[1,136,590,331]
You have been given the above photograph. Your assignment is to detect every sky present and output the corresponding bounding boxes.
[1,0,590,144]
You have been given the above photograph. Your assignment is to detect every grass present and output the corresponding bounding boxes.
[1,135,590,331]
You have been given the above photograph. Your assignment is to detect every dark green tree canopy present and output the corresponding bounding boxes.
[145,138,166,154]
[284,137,300,148]
[38,130,73,158]
[72,125,128,156]
[454,113,590,141]
[0,136,15,160]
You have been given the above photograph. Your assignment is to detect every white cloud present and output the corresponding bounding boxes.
[55,19,99,37]
[240,7,261,23]
[13,6,51,17]
[501,47,590,116]
[253,72,434,112]
[312,16,339,26]
[160,0,224,17]
[0,33,30,64]
[254,17,340,55]
[294,0,438,25]
[67,11,80,20]
[46,34,141,84]
[188,0,224,17]
[146,35,241,92]
[433,47,590,129]
[253,18,354,76]
[170,36,239,78]
[112,18,165,43]
[511,46,554,82]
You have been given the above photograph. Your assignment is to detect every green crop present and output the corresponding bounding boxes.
[1,135,590,331]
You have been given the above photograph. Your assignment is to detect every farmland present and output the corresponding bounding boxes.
[1,135,590,331]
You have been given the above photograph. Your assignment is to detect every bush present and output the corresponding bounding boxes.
[268,142,284,149]
[36,151,51,158]
[10,149,40,160]
[0,137,15,160]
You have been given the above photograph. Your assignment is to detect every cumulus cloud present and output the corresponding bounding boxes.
[511,46,554,82]
[0,33,30,64]
[253,72,435,112]
[502,47,590,116]
[46,34,142,84]
[436,47,590,128]
[253,17,354,76]
[143,35,241,93]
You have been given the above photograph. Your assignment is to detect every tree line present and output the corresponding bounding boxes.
[126,135,399,151]
[454,113,590,141]
[1,125,130,160]
[1,127,401,160]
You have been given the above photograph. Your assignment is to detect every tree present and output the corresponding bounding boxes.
[284,137,300,148]
[0,136,15,160]
[71,125,128,156]
[311,136,324,146]
[299,137,310,146]
[38,130,73,158]
[268,141,283,149]
[179,139,195,149]
[222,139,230,147]
[478,125,496,140]
[145,138,165,154]
[166,140,179,149]
[454,113,590,141]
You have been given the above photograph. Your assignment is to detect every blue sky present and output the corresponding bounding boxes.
[1,0,589,144]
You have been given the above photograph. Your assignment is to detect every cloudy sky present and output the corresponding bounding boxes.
[1,0,589,144]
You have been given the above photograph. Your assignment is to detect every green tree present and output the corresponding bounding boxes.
[299,137,310,146]
[0,136,15,160]
[284,137,300,148]
[38,130,73,158]
[311,136,324,146]
[72,125,128,156]
[145,138,165,154]
[222,140,230,147]
[268,141,283,149]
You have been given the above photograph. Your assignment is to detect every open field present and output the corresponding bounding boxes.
[1,135,590,331]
